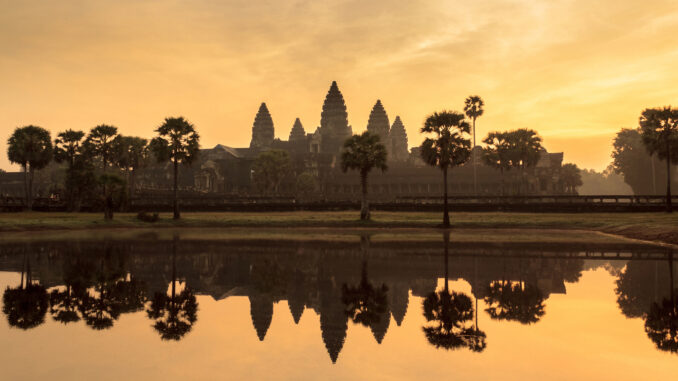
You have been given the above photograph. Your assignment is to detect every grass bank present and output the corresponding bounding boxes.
[0,211,676,244]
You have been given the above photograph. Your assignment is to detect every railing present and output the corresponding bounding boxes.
[1,195,676,213]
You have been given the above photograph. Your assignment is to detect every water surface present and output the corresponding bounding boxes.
[0,229,676,380]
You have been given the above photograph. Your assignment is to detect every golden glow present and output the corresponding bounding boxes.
[2,1,678,170]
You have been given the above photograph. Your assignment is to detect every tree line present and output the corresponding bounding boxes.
[6,117,199,219]
[340,95,582,225]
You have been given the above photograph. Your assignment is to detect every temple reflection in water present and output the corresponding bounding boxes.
[0,234,676,363]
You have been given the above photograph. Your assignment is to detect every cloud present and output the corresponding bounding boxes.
[1,0,678,171]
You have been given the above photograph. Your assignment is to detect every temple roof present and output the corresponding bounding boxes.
[366,100,390,142]
[320,81,350,136]
[289,118,306,141]
[250,102,275,149]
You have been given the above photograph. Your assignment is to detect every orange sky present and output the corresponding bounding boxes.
[2,0,678,171]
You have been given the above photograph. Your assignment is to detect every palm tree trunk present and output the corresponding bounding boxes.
[443,232,449,292]
[652,154,657,194]
[22,165,29,211]
[442,167,450,227]
[360,170,369,220]
[173,158,180,220]
[666,138,672,213]
[472,118,477,196]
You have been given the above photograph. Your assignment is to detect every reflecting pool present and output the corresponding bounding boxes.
[0,229,676,380]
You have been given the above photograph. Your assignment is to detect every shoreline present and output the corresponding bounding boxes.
[1,211,677,245]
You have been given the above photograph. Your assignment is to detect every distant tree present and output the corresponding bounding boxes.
[149,117,200,220]
[295,171,319,199]
[639,107,678,212]
[7,125,53,210]
[612,128,666,194]
[113,135,148,201]
[420,111,471,227]
[54,130,85,168]
[482,131,513,195]
[84,125,118,170]
[560,163,583,194]
[54,129,94,211]
[505,129,543,194]
[341,131,388,220]
[83,125,119,219]
[464,96,484,195]
[251,149,292,195]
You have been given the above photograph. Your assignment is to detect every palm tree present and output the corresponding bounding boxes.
[464,96,484,195]
[7,125,53,210]
[149,117,200,220]
[421,232,484,350]
[54,129,94,211]
[84,124,119,219]
[54,129,85,168]
[112,135,148,202]
[340,131,388,220]
[639,107,678,212]
[560,163,583,194]
[420,111,472,227]
[146,236,198,340]
[505,129,543,195]
[482,131,513,196]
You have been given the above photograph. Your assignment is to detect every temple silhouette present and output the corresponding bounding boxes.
[133,81,568,198]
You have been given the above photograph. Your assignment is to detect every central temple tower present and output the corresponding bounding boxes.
[318,81,352,153]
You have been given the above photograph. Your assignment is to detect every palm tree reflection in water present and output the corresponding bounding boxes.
[341,235,390,343]
[422,232,486,352]
[146,236,198,341]
[2,252,48,330]
[644,251,678,353]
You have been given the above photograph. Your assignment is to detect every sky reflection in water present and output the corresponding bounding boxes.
[0,231,676,380]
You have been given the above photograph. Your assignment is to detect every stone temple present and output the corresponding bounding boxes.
[186,81,567,198]
[0,81,568,199]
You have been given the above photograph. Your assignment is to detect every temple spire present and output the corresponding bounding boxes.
[366,100,390,144]
[319,81,352,153]
[250,102,275,149]
[389,116,409,162]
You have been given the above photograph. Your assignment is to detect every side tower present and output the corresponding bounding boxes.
[289,118,308,153]
[250,102,275,150]
[366,99,390,144]
[389,116,409,162]
[319,81,352,153]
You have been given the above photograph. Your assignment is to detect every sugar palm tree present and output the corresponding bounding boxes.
[7,125,53,210]
[420,111,472,227]
[506,129,543,195]
[149,117,200,219]
[112,135,148,201]
[482,131,513,196]
[84,124,119,219]
[340,131,388,220]
[464,96,484,195]
[639,107,678,212]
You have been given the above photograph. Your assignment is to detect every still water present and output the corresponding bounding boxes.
[0,229,676,380]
